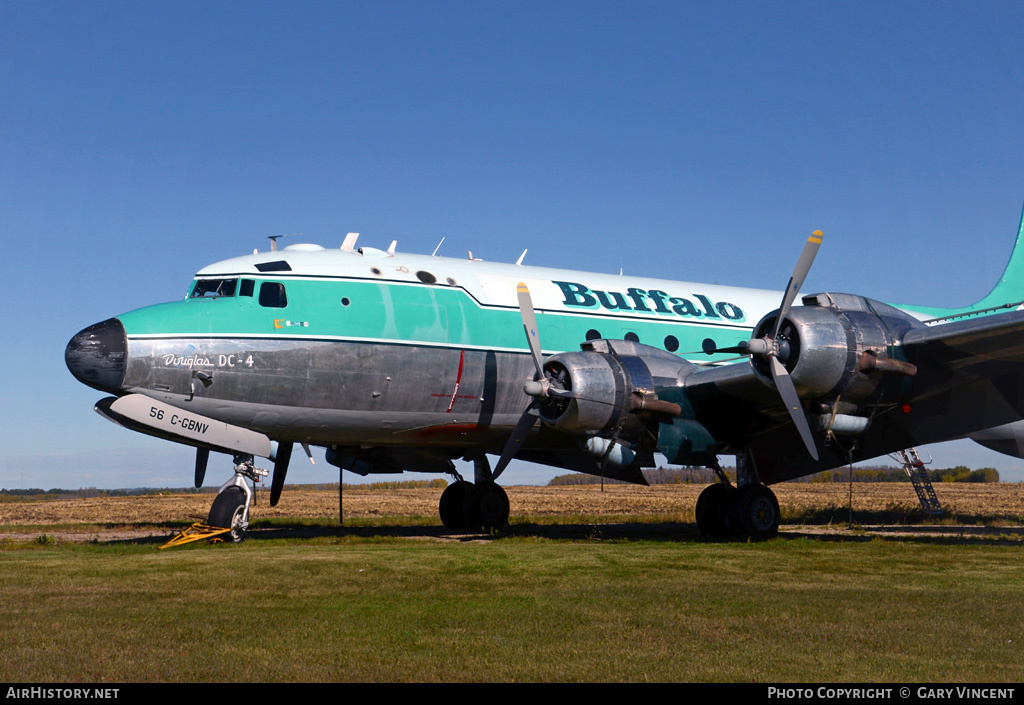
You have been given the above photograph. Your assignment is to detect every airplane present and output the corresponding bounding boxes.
[65,212,1024,541]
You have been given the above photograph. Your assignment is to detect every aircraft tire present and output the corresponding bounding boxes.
[734,484,780,540]
[439,480,474,530]
[208,487,247,543]
[695,483,737,539]
[475,484,509,529]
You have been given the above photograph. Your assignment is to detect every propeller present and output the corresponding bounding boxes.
[269,441,293,506]
[194,448,209,488]
[491,401,541,481]
[697,232,822,459]
[493,283,681,481]
[493,283,585,479]
[516,282,576,401]
[747,230,823,460]
[492,284,547,481]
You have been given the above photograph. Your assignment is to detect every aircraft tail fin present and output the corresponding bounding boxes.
[973,202,1024,310]
[901,202,1024,320]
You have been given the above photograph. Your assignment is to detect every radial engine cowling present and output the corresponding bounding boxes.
[537,339,689,439]
[751,292,923,403]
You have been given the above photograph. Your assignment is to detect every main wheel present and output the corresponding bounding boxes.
[439,480,473,529]
[695,482,737,539]
[734,484,780,540]
[208,486,248,543]
[475,484,509,529]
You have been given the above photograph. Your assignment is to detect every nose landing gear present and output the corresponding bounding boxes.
[205,455,268,543]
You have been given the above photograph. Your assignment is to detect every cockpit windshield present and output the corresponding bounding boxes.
[190,278,238,298]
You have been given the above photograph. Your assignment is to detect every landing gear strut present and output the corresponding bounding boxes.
[206,454,268,543]
[439,456,510,530]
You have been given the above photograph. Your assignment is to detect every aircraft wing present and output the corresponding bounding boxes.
[682,309,1024,485]
[902,310,1024,379]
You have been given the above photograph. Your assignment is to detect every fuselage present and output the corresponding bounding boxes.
[65,242,934,456]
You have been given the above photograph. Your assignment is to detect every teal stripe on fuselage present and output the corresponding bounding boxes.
[116,277,755,361]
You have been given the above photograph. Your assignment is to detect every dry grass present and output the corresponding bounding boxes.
[1,482,1022,530]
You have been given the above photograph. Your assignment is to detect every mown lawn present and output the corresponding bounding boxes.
[1,534,1021,682]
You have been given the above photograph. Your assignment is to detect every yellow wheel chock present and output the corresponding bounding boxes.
[159,522,234,549]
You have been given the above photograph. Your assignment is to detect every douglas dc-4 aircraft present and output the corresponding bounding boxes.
[66,215,1024,541]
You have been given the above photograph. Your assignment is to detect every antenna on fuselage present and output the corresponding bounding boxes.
[268,233,302,252]
[341,233,359,251]
[516,249,528,265]
[432,237,445,256]
[387,240,397,254]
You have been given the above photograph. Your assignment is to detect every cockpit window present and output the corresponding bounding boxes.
[258,282,288,308]
[191,278,238,298]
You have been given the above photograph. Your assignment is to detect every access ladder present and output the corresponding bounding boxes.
[896,448,944,516]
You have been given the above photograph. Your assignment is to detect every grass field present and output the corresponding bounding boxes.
[1,483,1023,682]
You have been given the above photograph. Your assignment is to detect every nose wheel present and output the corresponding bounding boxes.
[207,486,248,543]
[206,454,268,543]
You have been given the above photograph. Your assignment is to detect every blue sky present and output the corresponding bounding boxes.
[2,0,1024,489]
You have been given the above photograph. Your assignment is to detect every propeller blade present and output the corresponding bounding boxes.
[517,282,544,380]
[693,355,749,366]
[772,230,822,340]
[492,401,540,481]
[702,342,749,355]
[194,448,209,488]
[270,442,293,506]
[769,356,819,461]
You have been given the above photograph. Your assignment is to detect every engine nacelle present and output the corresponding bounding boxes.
[538,339,690,439]
[751,292,924,403]
[970,421,1024,459]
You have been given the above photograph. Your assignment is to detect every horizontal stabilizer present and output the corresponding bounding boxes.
[95,394,273,458]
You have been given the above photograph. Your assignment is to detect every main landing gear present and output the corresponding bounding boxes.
[206,454,268,543]
[695,481,781,540]
[439,456,510,530]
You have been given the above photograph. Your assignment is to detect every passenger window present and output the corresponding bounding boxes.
[259,282,288,308]
[191,279,237,298]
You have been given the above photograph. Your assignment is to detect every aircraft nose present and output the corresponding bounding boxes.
[65,318,128,393]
